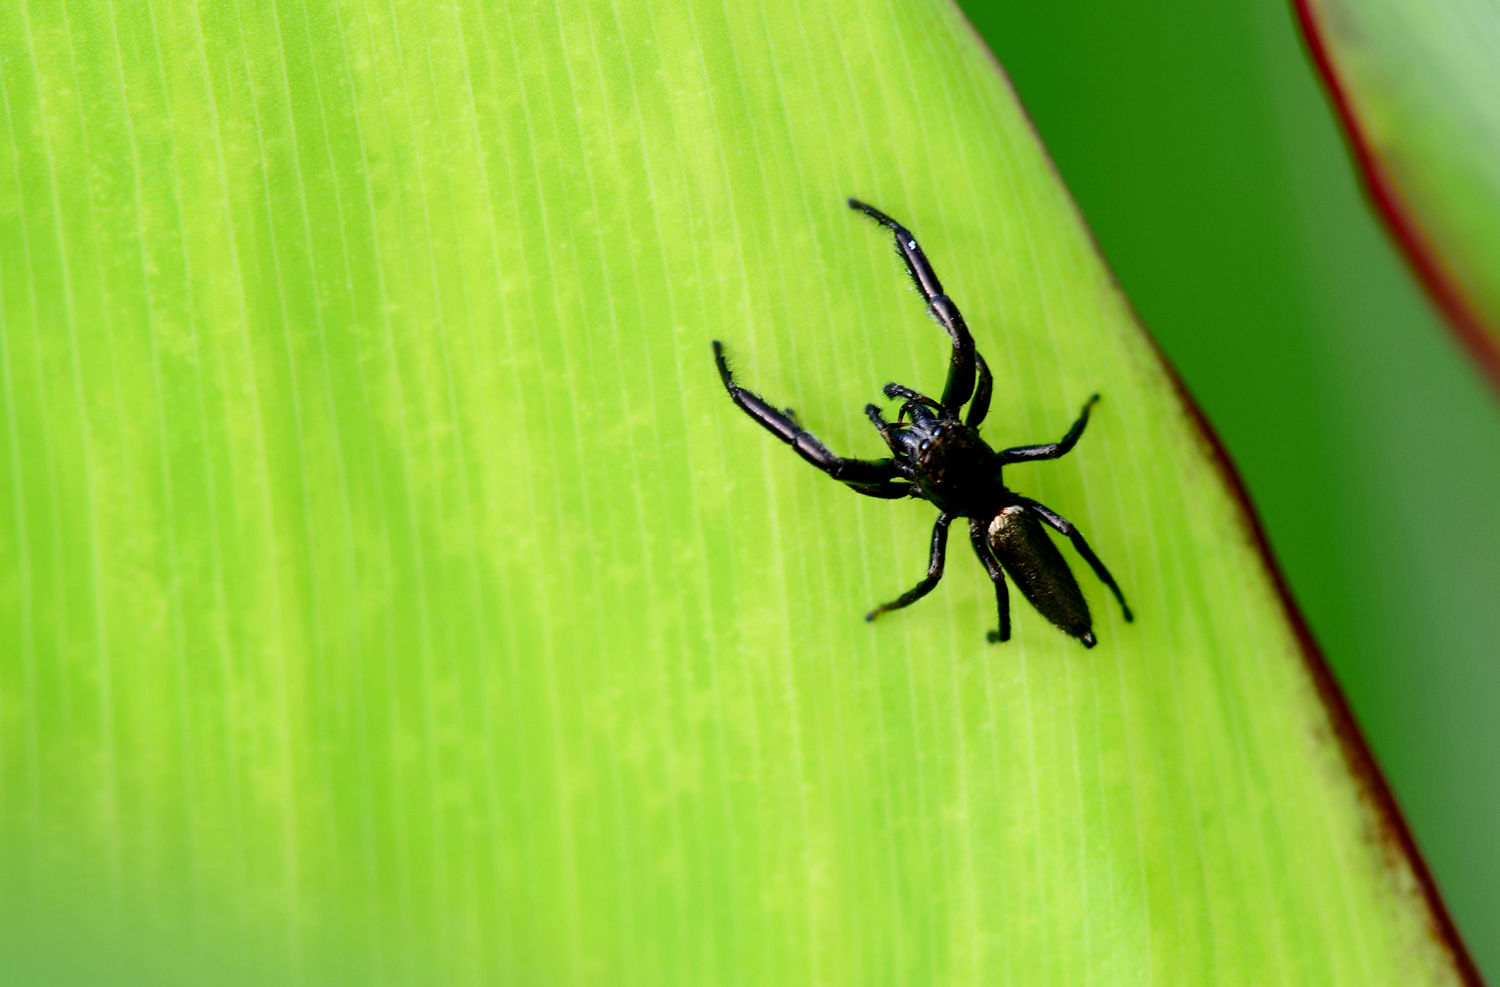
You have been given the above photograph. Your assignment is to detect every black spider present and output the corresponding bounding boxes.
[711,198,1133,647]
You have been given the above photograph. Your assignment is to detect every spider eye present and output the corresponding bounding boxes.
[919,439,931,454]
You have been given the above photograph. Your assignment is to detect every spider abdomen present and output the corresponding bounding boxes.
[986,505,1094,644]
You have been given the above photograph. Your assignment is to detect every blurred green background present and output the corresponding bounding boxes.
[959,0,1500,970]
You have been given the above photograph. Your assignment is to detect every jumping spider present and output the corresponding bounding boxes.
[711,198,1133,646]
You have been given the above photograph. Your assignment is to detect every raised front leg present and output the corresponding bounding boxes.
[867,513,954,621]
[848,199,977,415]
[714,341,903,488]
[999,394,1100,464]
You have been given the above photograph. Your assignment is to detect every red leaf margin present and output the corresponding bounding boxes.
[1293,0,1500,398]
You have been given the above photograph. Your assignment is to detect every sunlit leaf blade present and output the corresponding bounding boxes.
[1296,0,1500,391]
[0,0,1475,982]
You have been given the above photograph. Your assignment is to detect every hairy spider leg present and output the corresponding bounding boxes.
[866,512,955,621]
[848,198,978,415]
[1016,496,1133,621]
[713,341,911,498]
[968,519,1012,643]
[882,382,941,407]
[999,394,1100,463]
[882,382,940,405]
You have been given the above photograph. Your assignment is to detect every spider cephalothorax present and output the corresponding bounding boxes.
[711,199,1132,646]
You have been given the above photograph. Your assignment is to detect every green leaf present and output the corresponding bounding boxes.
[1297,0,1500,388]
[0,0,1473,983]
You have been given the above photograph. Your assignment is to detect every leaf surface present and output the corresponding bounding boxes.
[0,0,1473,982]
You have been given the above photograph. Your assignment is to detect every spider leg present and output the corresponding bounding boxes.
[846,481,916,500]
[882,383,942,423]
[882,382,941,406]
[864,402,900,449]
[881,383,943,425]
[848,198,977,415]
[966,353,994,427]
[867,513,954,621]
[968,519,1012,643]
[1017,497,1132,621]
[999,394,1099,463]
[864,403,934,473]
[713,341,900,486]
